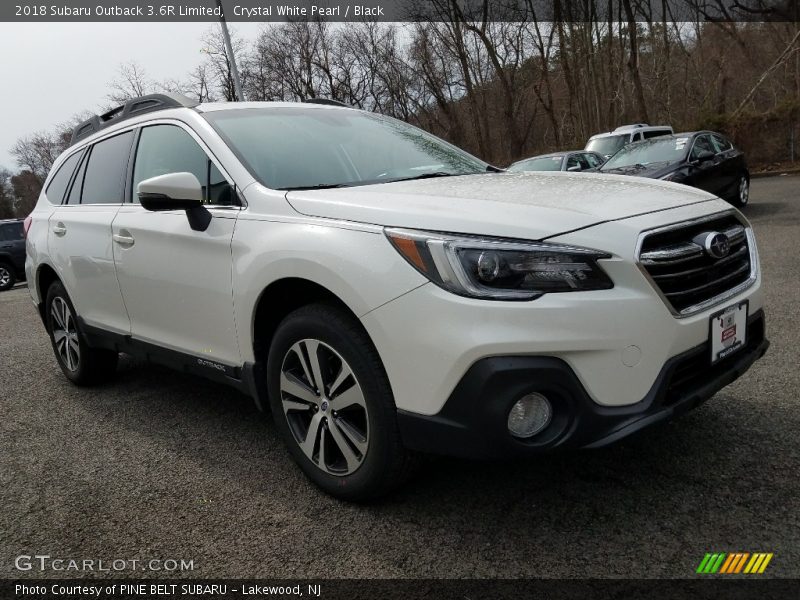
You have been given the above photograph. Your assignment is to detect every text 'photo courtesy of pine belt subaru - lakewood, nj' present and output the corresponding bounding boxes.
[24,94,768,501]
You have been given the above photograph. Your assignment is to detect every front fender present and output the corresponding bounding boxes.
[231,217,426,363]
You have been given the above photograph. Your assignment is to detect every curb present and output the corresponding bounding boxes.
[751,167,800,179]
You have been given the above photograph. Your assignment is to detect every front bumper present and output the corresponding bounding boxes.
[397,310,767,458]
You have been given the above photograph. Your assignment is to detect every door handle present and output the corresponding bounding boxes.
[112,233,135,247]
[52,223,66,236]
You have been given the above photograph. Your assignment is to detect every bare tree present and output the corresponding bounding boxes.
[0,168,15,219]
[107,62,154,103]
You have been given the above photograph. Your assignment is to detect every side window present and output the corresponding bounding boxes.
[582,152,600,169]
[690,135,715,160]
[566,154,581,170]
[643,130,669,140]
[209,162,235,206]
[66,153,88,205]
[584,153,601,168]
[44,150,83,204]
[80,131,135,204]
[132,124,234,206]
[711,134,733,153]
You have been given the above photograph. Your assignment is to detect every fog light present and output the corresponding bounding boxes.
[507,393,552,438]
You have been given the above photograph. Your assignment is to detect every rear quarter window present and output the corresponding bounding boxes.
[44,150,83,204]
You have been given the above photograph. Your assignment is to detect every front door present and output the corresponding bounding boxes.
[685,134,722,195]
[111,122,242,366]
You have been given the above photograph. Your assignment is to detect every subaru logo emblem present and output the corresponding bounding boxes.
[704,232,730,259]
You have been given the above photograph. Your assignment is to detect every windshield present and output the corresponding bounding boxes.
[585,135,627,156]
[203,107,487,190]
[507,156,563,172]
[600,137,688,170]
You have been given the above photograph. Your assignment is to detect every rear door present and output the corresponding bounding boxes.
[111,122,241,366]
[47,131,133,334]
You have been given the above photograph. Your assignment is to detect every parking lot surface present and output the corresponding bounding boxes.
[1,175,798,579]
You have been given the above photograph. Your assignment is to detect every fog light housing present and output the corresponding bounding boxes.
[507,393,552,438]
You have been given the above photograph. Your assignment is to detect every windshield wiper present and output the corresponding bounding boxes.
[279,183,351,191]
[388,171,466,183]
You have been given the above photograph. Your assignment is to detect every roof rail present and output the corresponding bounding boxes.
[303,98,349,108]
[70,93,200,146]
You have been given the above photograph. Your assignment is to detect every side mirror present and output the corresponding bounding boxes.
[567,165,581,172]
[696,150,715,163]
[137,172,211,232]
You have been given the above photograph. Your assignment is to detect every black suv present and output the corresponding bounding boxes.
[0,219,26,291]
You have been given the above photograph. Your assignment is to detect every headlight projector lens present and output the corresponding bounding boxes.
[476,251,501,282]
[507,393,552,438]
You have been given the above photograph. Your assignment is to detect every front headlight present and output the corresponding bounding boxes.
[385,228,613,300]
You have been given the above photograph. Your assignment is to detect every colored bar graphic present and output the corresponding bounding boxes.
[697,552,772,574]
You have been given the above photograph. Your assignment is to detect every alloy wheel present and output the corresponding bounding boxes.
[0,267,10,288]
[280,339,369,476]
[739,177,749,206]
[51,296,80,371]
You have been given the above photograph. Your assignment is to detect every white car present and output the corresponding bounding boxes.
[25,94,768,500]
[586,123,674,158]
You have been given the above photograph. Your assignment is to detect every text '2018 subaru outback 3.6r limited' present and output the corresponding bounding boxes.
[26,94,768,500]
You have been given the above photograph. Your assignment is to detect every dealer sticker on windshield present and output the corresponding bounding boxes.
[710,301,748,364]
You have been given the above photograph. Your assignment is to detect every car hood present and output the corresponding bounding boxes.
[600,163,678,179]
[285,171,714,240]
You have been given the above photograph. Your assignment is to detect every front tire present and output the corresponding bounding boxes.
[266,303,415,501]
[45,281,118,385]
[730,174,749,207]
[0,263,15,291]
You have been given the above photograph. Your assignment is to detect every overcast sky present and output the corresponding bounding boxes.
[0,22,262,170]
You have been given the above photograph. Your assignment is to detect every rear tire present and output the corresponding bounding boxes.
[45,281,118,385]
[266,303,416,501]
[0,263,15,291]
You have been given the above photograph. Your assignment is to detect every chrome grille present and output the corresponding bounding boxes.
[637,213,755,315]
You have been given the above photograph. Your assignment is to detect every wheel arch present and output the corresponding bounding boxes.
[35,263,62,324]
[251,277,364,368]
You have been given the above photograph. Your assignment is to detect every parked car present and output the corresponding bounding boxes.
[26,94,767,500]
[507,150,605,173]
[597,132,750,207]
[585,124,673,158]
[0,218,26,291]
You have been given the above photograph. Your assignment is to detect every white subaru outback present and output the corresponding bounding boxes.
[26,94,768,500]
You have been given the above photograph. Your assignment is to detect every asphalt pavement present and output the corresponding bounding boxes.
[1,175,798,579]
